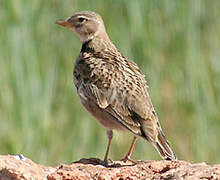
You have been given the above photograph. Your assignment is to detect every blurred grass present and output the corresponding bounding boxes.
[0,0,220,165]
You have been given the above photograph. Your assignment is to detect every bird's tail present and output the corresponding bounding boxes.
[153,128,177,160]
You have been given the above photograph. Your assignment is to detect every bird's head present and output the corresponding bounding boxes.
[56,11,109,43]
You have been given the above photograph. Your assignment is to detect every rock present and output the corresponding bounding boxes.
[0,155,219,180]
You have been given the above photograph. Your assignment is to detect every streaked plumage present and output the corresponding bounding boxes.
[56,11,176,162]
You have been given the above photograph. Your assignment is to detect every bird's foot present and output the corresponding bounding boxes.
[103,158,114,166]
[120,155,137,164]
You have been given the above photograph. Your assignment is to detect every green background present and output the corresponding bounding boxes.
[0,0,219,165]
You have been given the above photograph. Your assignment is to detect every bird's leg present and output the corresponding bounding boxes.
[103,130,113,164]
[121,136,137,163]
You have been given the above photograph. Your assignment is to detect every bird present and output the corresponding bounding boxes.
[56,11,177,163]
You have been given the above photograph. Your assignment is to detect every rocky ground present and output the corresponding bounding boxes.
[0,155,219,180]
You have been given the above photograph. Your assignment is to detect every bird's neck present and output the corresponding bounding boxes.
[81,34,116,53]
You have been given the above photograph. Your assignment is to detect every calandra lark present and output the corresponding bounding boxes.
[56,11,176,162]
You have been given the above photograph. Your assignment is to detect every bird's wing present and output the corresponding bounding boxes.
[88,82,142,134]
[87,57,158,139]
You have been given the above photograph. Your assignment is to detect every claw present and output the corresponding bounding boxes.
[121,155,137,164]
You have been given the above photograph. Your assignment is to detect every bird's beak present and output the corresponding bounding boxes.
[56,17,71,27]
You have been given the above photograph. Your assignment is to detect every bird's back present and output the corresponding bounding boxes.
[74,40,157,137]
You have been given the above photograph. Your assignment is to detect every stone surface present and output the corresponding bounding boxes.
[0,155,219,180]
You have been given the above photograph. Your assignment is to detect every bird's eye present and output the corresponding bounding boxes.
[78,17,86,23]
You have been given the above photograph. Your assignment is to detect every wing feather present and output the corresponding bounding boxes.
[86,55,156,137]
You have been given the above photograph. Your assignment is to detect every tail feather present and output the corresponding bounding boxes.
[135,110,177,160]
[154,129,177,160]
